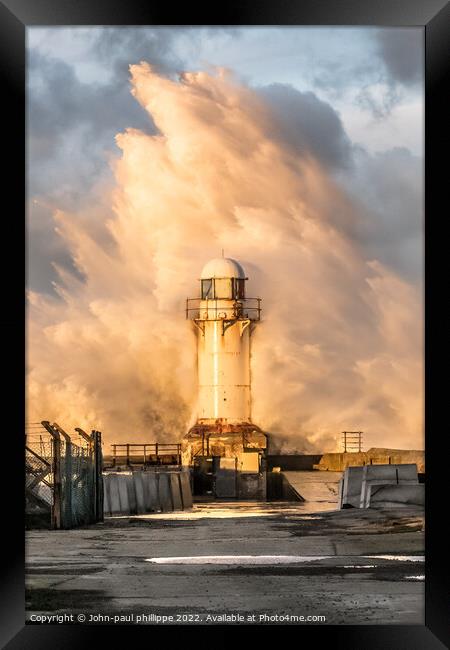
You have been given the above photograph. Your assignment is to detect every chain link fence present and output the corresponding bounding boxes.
[25,422,103,529]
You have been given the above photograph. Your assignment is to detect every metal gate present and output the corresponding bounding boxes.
[25,439,53,528]
[214,457,237,498]
[25,422,104,529]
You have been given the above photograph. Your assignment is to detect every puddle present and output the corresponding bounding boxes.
[145,555,331,565]
[364,555,424,562]
[285,515,323,521]
[343,565,376,569]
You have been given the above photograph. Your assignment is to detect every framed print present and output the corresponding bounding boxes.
[1,0,448,647]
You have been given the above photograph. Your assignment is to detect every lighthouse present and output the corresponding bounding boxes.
[183,257,268,499]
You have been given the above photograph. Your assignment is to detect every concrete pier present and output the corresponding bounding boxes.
[313,448,425,473]
[25,502,424,625]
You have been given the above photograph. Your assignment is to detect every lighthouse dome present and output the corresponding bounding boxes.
[200,257,246,279]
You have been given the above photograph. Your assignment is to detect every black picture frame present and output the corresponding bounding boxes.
[1,0,448,647]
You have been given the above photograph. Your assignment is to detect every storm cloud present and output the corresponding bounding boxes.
[258,83,353,169]
[376,28,423,85]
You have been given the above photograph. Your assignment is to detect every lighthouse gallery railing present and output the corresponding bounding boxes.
[186,297,262,321]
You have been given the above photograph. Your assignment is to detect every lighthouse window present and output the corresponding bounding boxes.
[214,278,233,299]
[234,278,245,299]
[201,279,214,299]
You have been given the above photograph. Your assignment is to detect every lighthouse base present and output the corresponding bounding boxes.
[182,423,268,500]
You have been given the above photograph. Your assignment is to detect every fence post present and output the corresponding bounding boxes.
[75,427,93,447]
[51,423,74,529]
[48,432,62,529]
[41,422,62,529]
[98,432,104,520]
[53,435,62,529]
[64,437,72,529]
[92,430,104,522]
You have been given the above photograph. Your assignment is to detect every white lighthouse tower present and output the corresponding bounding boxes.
[183,257,267,499]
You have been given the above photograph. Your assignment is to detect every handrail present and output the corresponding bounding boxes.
[109,443,182,467]
[110,443,181,449]
[186,297,262,321]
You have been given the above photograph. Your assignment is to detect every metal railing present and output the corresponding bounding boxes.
[109,443,182,467]
[186,297,262,321]
[341,431,364,453]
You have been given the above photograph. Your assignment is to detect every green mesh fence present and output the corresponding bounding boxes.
[26,423,103,529]
[61,440,96,528]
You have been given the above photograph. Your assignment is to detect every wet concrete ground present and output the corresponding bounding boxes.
[26,501,425,625]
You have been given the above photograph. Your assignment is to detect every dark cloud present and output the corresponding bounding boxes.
[376,28,423,85]
[88,27,184,78]
[339,146,423,282]
[313,29,422,120]
[26,203,85,295]
[28,53,153,144]
[27,27,194,201]
[258,83,353,169]
[255,82,422,285]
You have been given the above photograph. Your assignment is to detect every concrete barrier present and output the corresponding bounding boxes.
[103,475,111,514]
[103,470,193,516]
[117,474,130,514]
[107,474,122,515]
[337,476,343,508]
[179,471,193,509]
[133,472,146,514]
[366,483,425,507]
[340,466,365,508]
[169,473,183,510]
[142,472,159,512]
[126,474,137,515]
[360,464,418,508]
[158,473,173,512]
